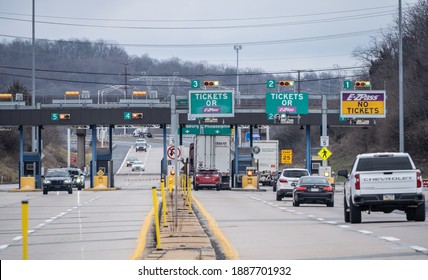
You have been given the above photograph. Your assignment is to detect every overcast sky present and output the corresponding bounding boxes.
[0,0,420,74]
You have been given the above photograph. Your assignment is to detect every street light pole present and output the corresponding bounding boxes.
[234,44,242,106]
[31,0,36,151]
[398,0,404,152]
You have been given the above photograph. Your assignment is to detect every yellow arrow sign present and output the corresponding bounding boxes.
[317,147,332,160]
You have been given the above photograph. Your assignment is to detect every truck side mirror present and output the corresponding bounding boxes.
[337,170,348,178]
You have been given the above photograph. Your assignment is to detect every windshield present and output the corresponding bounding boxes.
[197,169,218,175]
[46,170,69,177]
[283,170,309,178]
[356,157,413,171]
[67,170,80,175]
[300,177,329,185]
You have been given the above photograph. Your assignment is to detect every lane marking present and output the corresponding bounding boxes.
[248,194,428,256]
[380,236,400,242]
[1,195,101,253]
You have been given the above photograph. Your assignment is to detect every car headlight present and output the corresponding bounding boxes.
[76,178,82,183]
[44,179,51,184]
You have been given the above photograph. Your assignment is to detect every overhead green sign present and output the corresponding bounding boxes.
[267,80,276,89]
[181,125,200,134]
[191,80,200,89]
[265,92,309,115]
[124,112,132,120]
[343,80,353,89]
[180,125,231,135]
[51,113,59,121]
[189,90,234,118]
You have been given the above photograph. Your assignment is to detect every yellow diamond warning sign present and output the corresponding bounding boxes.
[317,147,332,160]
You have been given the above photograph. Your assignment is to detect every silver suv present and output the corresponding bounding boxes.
[276,168,310,201]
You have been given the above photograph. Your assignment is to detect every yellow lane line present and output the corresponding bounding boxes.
[192,196,240,260]
[128,208,154,260]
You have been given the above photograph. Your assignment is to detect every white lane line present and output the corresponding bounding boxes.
[380,236,400,242]
[0,244,9,250]
[338,225,351,229]
[317,218,325,221]
[409,246,428,253]
[358,230,373,235]
[325,221,337,225]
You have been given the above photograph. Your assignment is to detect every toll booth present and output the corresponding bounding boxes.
[20,152,41,189]
[91,148,113,188]
[311,156,323,175]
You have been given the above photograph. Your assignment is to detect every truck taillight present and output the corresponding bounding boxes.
[417,172,422,188]
[355,174,360,190]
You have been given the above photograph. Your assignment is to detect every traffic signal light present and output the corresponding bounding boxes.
[132,113,143,119]
[279,80,294,86]
[203,81,219,87]
[354,81,371,87]
[65,91,79,96]
[132,91,146,96]
[59,114,70,120]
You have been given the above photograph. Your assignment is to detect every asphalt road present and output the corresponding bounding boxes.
[193,188,428,260]
[1,137,427,260]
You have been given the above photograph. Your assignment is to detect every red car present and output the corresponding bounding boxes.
[193,168,221,191]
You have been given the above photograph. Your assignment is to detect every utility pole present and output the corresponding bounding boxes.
[124,62,128,100]
[398,0,404,152]
[31,0,36,152]
[234,44,242,106]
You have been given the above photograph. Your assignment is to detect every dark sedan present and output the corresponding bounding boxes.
[292,176,334,207]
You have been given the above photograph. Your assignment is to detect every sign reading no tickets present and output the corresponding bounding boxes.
[265,92,309,115]
[340,90,386,118]
[189,90,234,118]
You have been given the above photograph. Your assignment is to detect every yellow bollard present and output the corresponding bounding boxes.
[21,200,28,260]
[188,176,192,214]
[151,187,161,249]
[160,179,168,227]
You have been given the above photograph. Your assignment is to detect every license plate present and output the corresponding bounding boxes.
[383,194,395,200]
[311,188,319,192]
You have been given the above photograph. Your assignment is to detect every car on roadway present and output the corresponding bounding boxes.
[131,161,145,171]
[135,138,147,152]
[126,156,138,167]
[193,168,221,191]
[276,168,310,201]
[42,168,73,195]
[63,167,85,190]
[292,176,334,207]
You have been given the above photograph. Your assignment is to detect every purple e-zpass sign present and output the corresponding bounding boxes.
[340,90,386,118]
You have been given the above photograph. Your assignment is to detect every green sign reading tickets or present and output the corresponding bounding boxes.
[189,90,234,118]
[265,92,309,115]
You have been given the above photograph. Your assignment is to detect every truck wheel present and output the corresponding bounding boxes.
[216,185,220,191]
[414,201,426,222]
[326,201,334,207]
[344,196,350,223]
[292,200,300,207]
[349,199,361,224]
[406,208,416,221]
